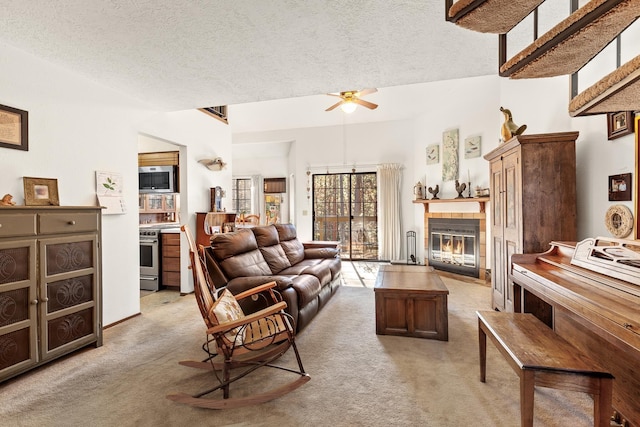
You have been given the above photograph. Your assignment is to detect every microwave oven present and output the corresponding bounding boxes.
[139,166,176,193]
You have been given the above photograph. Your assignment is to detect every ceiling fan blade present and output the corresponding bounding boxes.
[326,93,343,98]
[325,100,344,111]
[353,98,378,110]
[356,88,377,97]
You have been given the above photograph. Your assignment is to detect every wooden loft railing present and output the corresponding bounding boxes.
[498,0,639,79]
[445,0,544,34]
[445,0,640,117]
[569,54,640,116]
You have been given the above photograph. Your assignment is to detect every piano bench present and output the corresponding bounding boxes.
[477,311,614,427]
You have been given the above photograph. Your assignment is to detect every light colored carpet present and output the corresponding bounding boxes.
[0,268,603,426]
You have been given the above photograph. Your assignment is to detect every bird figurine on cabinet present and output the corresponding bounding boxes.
[455,180,467,199]
[0,194,16,206]
[428,184,439,200]
[500,107,527,143]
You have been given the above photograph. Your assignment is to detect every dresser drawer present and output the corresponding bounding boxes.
[0,214,37,238]
[39,213,98,234]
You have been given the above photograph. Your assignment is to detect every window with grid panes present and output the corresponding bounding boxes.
[232,178,252,213]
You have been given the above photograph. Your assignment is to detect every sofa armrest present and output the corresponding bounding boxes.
[304,247,340,259]
[303,240,340,250]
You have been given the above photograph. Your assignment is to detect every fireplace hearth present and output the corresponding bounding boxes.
[428,218,480,278]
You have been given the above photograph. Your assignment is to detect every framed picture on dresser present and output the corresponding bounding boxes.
[23,177,59,206]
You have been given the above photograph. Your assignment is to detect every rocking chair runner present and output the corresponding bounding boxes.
[166,225,310,409]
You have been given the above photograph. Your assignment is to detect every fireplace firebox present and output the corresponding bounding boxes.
[428,218,480,278]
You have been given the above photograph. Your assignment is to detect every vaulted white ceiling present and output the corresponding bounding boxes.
[0,1,499,131]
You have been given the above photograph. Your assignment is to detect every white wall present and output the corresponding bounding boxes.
[498,75,636,239]
[0,41,231,325]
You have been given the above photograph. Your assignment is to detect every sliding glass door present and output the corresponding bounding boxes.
[312,172,378,260]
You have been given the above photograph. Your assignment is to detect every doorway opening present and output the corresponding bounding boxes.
[312,172,378,260]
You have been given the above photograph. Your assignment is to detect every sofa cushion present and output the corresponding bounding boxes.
[219,250,272,279]
[251,225,292,273]
[210,229,260,260]
[260,244,292,274]
[280,260,332,286]
[280,239,305,265]
[251,225,280,246]
[275,224,305,265]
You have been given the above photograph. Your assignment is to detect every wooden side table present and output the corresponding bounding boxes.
[374,265,449,341]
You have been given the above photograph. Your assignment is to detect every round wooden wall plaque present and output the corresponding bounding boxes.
[604,204,634,238]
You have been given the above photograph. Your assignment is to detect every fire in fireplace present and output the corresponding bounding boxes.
[428,218,480,278]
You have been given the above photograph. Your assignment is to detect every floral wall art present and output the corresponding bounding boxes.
[442,128,459,181]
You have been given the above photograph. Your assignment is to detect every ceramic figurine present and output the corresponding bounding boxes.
[413,181,424,200]
[0,194,16,206]
[455,180,467,199]
[500,107,527,142]
[428,184,439,200]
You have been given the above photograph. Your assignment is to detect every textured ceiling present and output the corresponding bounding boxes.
[0,0,498,117]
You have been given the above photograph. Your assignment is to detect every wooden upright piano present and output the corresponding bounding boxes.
[510,237,640,426]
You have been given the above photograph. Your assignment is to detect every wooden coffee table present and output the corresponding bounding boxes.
[374,265,449,341]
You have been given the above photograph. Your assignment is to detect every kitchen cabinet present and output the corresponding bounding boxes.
[161,232,180,289]
[139,193,179,224]
[139,193,178,213]
[484,132,578,312]
[0,206,102,382]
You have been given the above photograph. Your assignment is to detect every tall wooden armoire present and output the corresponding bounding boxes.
[484,132,578,312]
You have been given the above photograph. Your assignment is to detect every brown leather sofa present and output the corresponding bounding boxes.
[203,223,341,332]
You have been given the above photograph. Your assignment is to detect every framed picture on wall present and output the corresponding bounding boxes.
[0,103,28,151]
[609,173,631,201]
[607,111,634,140]
[464,135,481,159]
[426,144,439,165]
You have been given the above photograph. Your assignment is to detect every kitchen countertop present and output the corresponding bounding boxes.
[139,223,181,233]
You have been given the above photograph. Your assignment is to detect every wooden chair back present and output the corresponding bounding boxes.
[181,224,217,329]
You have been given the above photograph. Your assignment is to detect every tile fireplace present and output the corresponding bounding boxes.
[428,218,480,278]
[414,197,489,281]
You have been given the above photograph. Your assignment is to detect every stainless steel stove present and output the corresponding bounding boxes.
[140,228,161,290]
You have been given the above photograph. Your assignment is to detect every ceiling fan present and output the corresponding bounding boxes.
[325,88,378,113]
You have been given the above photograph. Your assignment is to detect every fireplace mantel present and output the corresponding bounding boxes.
[413,196,490,213]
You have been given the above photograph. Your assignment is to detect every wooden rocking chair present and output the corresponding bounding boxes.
[166,225,310,409]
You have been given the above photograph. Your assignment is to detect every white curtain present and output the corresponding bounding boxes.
[377,163,403,261]
[251,175,264,222]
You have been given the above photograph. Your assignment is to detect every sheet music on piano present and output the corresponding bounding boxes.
[570,237,640,294]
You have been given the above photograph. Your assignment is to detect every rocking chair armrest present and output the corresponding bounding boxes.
[234,281,277,302]
[206,301,288,335]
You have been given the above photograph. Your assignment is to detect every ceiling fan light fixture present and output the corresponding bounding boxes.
[340,101,357,114]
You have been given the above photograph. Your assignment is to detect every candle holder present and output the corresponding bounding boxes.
[468,181,473,198]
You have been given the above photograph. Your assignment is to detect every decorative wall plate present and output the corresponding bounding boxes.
[604,204,634,238]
